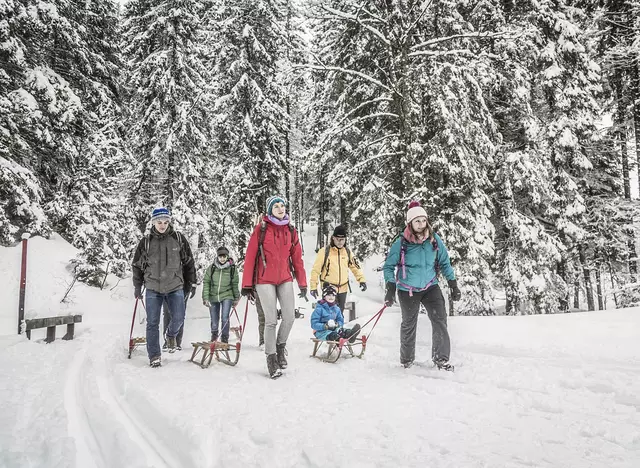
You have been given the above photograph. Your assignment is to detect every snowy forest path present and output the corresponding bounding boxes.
[63,330,191,468]
[64,350,103,468]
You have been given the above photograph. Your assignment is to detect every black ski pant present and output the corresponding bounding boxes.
[336,292,347,314]
[397,284,450,364]
[163,296,186,347]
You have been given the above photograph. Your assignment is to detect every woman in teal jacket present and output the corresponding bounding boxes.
[382,201,461,370]
[202,246,239,342]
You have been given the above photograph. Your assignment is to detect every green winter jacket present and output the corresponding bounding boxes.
[202,259,239,303]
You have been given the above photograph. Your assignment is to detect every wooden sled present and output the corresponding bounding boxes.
[310,335,367,363]
[189,340,241,369]
[128,336,146,359]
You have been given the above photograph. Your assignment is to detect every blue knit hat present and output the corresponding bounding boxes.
[151,207,171,222]
[266,195,287,216]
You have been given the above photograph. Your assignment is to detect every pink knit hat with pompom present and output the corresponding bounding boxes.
[405,200,428,225]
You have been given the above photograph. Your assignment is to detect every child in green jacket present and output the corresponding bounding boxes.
[202,246,239,342]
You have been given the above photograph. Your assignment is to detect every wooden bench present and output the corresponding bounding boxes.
[25,315,83,343]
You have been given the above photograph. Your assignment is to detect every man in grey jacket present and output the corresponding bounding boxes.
[132,207,196,367]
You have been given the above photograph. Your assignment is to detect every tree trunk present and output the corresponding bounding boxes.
[557,256,570,312]
[285,99,291,205]
[317,172,325,251]
[628,62,640,281]
[609,260,619,308]
[579,246,595,311]
[595,262,604,310]
[614,68,637,283]
[573,279,579,310]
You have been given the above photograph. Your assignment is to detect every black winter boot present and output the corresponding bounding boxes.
[344,324,361,343]
[210,332,218,342]
[276,343,288,369]
[266,354,282,379]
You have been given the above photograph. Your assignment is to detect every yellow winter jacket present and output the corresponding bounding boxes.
[310,246,366,294]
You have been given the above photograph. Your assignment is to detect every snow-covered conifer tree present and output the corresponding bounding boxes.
[122,0,216,273]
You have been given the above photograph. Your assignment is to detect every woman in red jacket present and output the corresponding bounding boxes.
[241,195,307,379]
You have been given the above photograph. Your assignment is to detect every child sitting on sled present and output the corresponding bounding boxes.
[311,284,361,342]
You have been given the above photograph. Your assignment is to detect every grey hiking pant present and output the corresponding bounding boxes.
[255,282,296,356]
[397,284,450,364]
[255,293,265,345]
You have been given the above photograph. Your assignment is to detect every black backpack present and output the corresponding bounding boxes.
[142,231,185,268]
[320,244,355,278]
[209,260,236,291]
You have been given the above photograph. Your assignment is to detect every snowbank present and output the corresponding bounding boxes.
[0,230,638,467]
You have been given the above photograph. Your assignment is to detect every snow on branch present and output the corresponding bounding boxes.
[295,64,391,92]
[411,31,520,51]
[408,49,494,59]
[329,96,393,132]
[321,5,390,46]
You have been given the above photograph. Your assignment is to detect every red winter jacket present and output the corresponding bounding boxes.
[242,217,307,289]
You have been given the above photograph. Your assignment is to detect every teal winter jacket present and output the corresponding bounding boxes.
[383,231,455,292]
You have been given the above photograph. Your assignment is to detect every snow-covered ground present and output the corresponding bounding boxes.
[1,231,639,468]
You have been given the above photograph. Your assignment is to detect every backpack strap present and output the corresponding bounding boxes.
[320,245,331,280]
[258,220,267,269]
[142,234,151,269]
[431,235,440,276]
[288,224,297,280]
[397,235,408,279]
[395,234,441,296]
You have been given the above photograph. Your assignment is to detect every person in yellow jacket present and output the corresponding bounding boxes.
[310,225,367,311]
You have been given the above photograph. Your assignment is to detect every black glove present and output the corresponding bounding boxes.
[189,285,197,299]
[298,287,308,301]
[448,279,461,302]
[384,282,396,306]
[134,285,143,299]
[359,282,367,292]
[241,287,255,301]
[310,289,318,299]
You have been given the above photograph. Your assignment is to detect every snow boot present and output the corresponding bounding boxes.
[221,335,229,344]
[258,340,265,351]
[167,336,176,353]
[267,353,282,379]
[434,358,454,372]
[210,332,218,343]
[276,343,288,369]
[150,356,162,368]
[343,324,361,343]
[401,360,414,369]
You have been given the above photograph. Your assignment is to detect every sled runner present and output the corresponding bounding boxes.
[188,300,249,369]
[128,298,146,359]
[310,305,386,363]
[189,340,241,368]
[310,335,367,363]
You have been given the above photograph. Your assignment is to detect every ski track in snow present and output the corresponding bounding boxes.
[94,355,180,468]
[64,349,102,468]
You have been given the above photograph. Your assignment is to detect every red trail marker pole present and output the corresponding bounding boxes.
[18,233,30,335]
